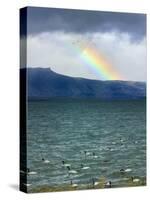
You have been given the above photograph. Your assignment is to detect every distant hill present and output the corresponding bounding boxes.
[21,68,146,100]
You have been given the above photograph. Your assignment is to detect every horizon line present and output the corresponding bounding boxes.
[20,67,146,83]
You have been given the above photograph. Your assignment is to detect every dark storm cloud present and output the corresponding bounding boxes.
[24,7,146,40]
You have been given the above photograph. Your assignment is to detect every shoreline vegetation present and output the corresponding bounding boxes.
[28,176,146,193]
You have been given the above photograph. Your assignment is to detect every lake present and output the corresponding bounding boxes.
[26,99,146,192]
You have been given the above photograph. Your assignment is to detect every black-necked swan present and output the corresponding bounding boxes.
[92,152,98,158]
[105,181,112,188]
[42,158,50,163]
[70,180,78,187]
[125,168,132,172]
[92,178,99,187]
[131,177,140,182]
[62,160,71,167]
[66,166,77,174]
[27,168,37,175]
[81,164,90,170]
[84,151,90,158]
[120,168,132,173]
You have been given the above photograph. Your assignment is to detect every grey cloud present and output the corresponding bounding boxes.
[26,7,146,41]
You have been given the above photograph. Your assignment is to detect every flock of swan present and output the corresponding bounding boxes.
[21,148,140,190]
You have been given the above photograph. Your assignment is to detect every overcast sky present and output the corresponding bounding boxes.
[22,7,146,81]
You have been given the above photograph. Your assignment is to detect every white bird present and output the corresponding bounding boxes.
[130,176,140,183]
[105,181,112,188]
[69,170,78,174]
[64,163,71,167]
[72,183,78,187]
[94,156,98,158]
[125,168,132,172]
[107,147,113,151]
[62,161,71,167]
[120,168,132,173]
[81,164,90,170]
[42,158,50,163]
[133,178,140,183]
[82,166,90,170]
[66,166,78,174]
[86,152,91,156]
[22,168,37,175]
[28,171,37,175]
[92,152,98,158]
[84,151,90,158]
[112,142,116,145]
[71,180,78,187]
[92,178,100,187]
[94,182,99,186]
[120,138,124,142]
[110,148,114,152]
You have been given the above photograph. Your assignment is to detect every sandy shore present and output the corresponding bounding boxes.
[28,176,146,193]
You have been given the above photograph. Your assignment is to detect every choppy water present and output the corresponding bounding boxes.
[26,99,146,192]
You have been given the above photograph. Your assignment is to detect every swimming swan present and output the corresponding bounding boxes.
[131,177,140,183]
[92,152,98,158]
[67,166,78,174]
[125,168,132,172]
[42,158,50,163]
[27,171,37,175]
[21,168,37,175]
[62,160,71,167]
[81,164,90,170]
[27,168,37,175]
[92,178,100,187]
[120,168,132,173]
[133,179,140,182]
[71,180,78,187]
[105,181,112,188]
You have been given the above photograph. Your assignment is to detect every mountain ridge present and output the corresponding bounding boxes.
[21,67,146,100]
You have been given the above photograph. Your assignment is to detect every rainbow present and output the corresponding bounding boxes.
[74,40,123,80]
